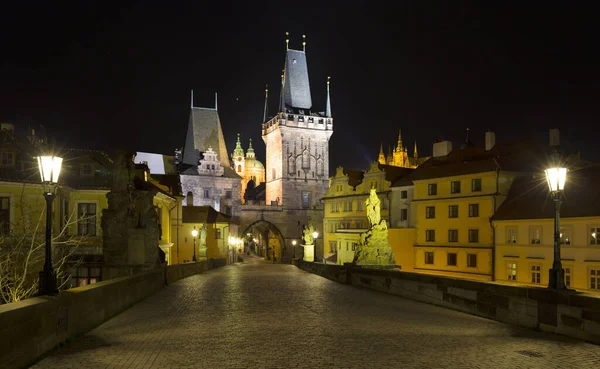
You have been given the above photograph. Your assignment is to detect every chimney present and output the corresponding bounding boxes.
[549,128,560,147]
[433,140,452,157]
[485,131,496,151]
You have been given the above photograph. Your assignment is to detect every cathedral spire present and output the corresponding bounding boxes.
[248,138,254,152]
[396,129,403,152]
[190,89,194,109]
[215,92,218,110]
[285,31,289,51]
[263,85,269,123]
[414,141,418,159]
[326,76,332,118]
[302,34,306,52]
[378,143,386,164]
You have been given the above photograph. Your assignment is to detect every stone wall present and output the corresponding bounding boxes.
[294,260,600,345]
[0,259,226,369]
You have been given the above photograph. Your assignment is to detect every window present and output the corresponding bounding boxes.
[590,269,600,290]
[400,190,408,199]
[426,229,435,242]
[357,201,363,211]
[426,206,435,219]
[425,252,434,264]
[68,267,101,288]
[302,192,310,209]
[564,267,572,288]
[451,181,461,194]
[560,227,571,245]
[447,253,457,266]
[468,204,479,217]
[507,228,517,244]
[468,229,479,243]
[448,205,458,218]
[428,183,437,196]
[448,229,458,242]
[471,178,482,192]
[530,226,542,244]
[531,265,541,284]
[80,163,93,176]
[225,191,232,199]
[352,242,357,251]
[0,197,9,235]
[215,228,221,239]
[507,263,517,281]
[0,152,15,167]
[237,165,242,172]
[225,206,232,216]
[467,254,477,268]
[204,189,210,198]
[329,241,336,253]
[589,227,600,245]
[400,208,408,222]
[77,203,96,236]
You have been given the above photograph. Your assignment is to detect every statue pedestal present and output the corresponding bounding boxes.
[198,246,208,260]
[303,244,315,262]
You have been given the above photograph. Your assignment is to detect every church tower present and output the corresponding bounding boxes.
[262,36,333,208]
[232,133,245,174]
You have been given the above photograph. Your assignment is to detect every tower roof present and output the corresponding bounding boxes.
[182,107,230,168]
[232,133,244,158]
[282,49,312,111]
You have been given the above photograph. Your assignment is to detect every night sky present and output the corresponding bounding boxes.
[2,2,599,171]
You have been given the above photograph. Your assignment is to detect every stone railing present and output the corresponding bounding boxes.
[294,260,600,345]
[0,259,225,369]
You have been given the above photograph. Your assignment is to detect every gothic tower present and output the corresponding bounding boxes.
[262,40,333,208]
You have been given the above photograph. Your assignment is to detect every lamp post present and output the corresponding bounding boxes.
[37,155,63,296]
[191,226,198,262]
[292,240,297,260]
[312,231,319,263]
[545,159,567,289]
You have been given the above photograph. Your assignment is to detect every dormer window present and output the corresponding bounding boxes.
[80,164,93,176]
[0,152,15,167]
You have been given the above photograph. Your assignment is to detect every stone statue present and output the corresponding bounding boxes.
[112,150,135,193]
[302,223,315,245]
[365,188,381,227]
[200,223,207,246]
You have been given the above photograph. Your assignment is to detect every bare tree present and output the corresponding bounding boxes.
[0,185,89,304]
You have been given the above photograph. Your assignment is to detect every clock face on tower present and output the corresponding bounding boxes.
[238,157,242,161]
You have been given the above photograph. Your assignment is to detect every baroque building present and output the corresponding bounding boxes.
[231,134,265,203]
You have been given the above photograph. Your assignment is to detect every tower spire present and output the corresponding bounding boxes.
[263,85,269,123]
[378,143,386,164]
[215,92,218,110]
[285,31,289,51]
[279,69,285,112]
[326,76,331,118]
[414,141,418,159]
[302,34,306,52]
[233,133,244,158]
[190,89,194,109]
[397,129,403,151]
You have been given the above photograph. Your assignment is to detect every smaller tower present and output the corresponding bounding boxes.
[378,143,386,165]
[414,141,418,160]
[231,133,245,174]
[326,76,332,118]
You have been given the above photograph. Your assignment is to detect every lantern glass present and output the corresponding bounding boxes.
[37,156,63,184]
[312,231,318,239]
[191,227,198,237]
[545,167,567,192]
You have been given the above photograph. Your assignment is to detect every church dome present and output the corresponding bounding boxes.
[246,157,264,169]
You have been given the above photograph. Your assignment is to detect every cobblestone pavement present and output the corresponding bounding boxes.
[31,260,600,369]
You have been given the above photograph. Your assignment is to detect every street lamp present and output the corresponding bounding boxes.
[545,158,567,289]
[37,155,63,296]
[191,226,198,262]
[312,231,319,263]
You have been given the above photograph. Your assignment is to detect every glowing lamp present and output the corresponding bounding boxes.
[191,227,198,238]
[545,167,567,193]
[312,231,318,239]
[37,156,63,184]
[292,240,297,246]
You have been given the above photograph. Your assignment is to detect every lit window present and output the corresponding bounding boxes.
[530,226,542,244]
[560,227,571,245]
[590,269,600,290]
[215,229,221,239]
[507,228,517,244]
[507,263,517,281]
[471,178,482,192]
[448,205,458,218]
[77,203,96,236]
[589,227,600,245]
[531,265,541,284]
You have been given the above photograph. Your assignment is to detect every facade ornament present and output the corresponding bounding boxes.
[302,223,315,245]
